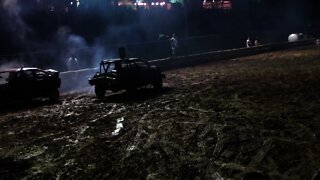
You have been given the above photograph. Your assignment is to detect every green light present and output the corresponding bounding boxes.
[170,0,183,4]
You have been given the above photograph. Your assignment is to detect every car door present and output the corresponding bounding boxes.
[123,62,139,87]
[32,70,51,95]
[135,60,153,86]
[10,70,34,99]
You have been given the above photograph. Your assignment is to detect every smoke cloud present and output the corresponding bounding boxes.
[0,60,26,71]
[1,1,181,69]
[1,0,31,42]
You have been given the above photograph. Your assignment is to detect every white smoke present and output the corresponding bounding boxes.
[0,60,26,71]
[2,0,18,12]
[55,26,110,70]
[1,0,31,41]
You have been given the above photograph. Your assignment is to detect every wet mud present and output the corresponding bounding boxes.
[1,46,320,179]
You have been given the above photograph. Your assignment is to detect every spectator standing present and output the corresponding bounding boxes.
[170,34,178,56]
[254,37,259,46]
[67,55,79,71]
[246,37,252,48]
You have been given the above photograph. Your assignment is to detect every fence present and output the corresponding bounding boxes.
[60,39,316,92]
[0,31,305,71]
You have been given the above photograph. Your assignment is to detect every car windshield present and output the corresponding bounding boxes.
[101,62,120,73]
[107,63,116,72]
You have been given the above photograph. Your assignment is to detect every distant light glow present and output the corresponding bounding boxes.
[150,2,166,6]
[118,0,173,10]
[203,0,232,9]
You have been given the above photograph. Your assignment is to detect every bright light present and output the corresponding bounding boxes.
[117,0,174,9]
[134,2,148,6]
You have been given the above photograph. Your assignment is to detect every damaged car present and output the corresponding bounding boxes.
[0,67,61,103]
[89,58,165,98]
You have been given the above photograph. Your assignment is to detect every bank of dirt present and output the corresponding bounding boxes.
[1,46,320,179]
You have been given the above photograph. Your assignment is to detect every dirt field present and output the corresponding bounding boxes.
[1,46,320,179]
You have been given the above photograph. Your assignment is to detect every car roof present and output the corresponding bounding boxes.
[101,58,140,64]
[0,67,40,73]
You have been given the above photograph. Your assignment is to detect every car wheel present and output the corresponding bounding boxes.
[49,89,59,102]
[95,85,106,99]
[153,74,163,90]
[126,85,137,94]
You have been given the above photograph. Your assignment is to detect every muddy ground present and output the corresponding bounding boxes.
[1,46,320,179]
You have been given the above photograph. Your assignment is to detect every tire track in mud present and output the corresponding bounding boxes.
[1,46,320,179]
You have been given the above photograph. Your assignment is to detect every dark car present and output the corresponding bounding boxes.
[89,58,165,98]
[0,67,61,103]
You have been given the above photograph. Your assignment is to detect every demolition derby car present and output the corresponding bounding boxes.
[0,67,61,103]
[89,58,165,98]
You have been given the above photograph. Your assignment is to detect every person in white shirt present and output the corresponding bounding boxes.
[67,56,79,71]
[170,34,178,56]
[246,37,252,48]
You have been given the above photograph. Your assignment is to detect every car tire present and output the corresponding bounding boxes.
[126,85,137,94]
[95,85,106,99]
[153,74,163,90]
[49,89,59,102]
